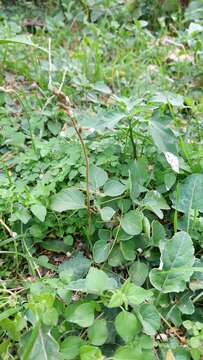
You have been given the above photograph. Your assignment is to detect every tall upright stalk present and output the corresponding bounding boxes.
[52,88,92,243]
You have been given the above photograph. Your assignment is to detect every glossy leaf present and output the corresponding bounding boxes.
[100,206,115,221]
[50,188,85,212]
[172,174,203,213]
[121,210,143,235]
[149,232,195,293]
[88,319,108,346]
[30,204,46,222]
[115,311,140,342]
[85,267,117,295]
[138,304,161,336]
[66,302,95,328]
[89,165,108,190]
[60,336,84,360]
[93,240,110,263]
[143,190,170,219]
[103,180,126,197]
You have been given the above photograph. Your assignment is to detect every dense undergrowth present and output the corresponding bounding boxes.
[0,0,203,359]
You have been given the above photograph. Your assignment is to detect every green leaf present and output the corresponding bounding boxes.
[189,258,203,291]
[108,245,125,267]
[123,282,153,307]
[59,252,91,280]
[66,302,95,328]
[149,231,195,293]
[143,191,170,219]
[129,159,148,200]
[80,345,103,360]
[177,293,194,315]
[103,180,126,197]
[89,165,108,190]
[100,207,115,221]
[120,240,136,261]
[151,92,184,107]
[41,240,69,253]
[108,290,124,308]
[60,336,84,360]
[116,228,133,241]
[85,267,117,295]
[115,311,140,343]
[23,325,60,360]
[0,36,48,53]
[151,220,166,246]
[129,261,148,286]
[93,240,110,263]
[42,307,58,326]
[164,152,179,173]
[114,344,143,360]
[50,188,85,212]
[30,204,46,222]
[137,304,161,336]
[88,319,108,346]
[149,119,177,155]
[164,172,176,191]
[172,174,203,213]
[121,210,143,235]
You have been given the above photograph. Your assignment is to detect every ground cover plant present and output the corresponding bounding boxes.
[0,0,203,359]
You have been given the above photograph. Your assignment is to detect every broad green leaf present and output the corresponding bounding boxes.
[151,220,166,246]
[143,191,170,219]
[80,345,103,360]
[108,245,125,267]
[59,252,91,280]
[121,210,143,235]
[177,293,194,315]
[0,36,48,53]
[103,180,126,197]
[164,152,179,173]
[164,172,176,191]
[115,311,140,343]
[66,302,95,328]
[129,261,148,286]
[89,165,108,190]
[100,207,115,221]
[50,188,85,212]
[88,319,108,346]
[151,92,184,107]
[97,111,126,131]
[93,240,110,263]
[129,159,148,200]
[98,229,111,241]
[123,282,153,307]
[189,258,203,291]
[30,204,46,222]
[120,240,136,261]
[41,240,69,253]
[114,344,143,360]
[149,119,177,155]
[137,304,161,336]
[85,267,117,295]
[185,0,203,21]
[172,174,203,213]
[60,336,84,360]
[116,228,134,241]
[108,290,124,308]
[91,81,112,94]
[143,216,150,239]
[23,325,60,360]
[149,231,195,293]
[42,307,58,326]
